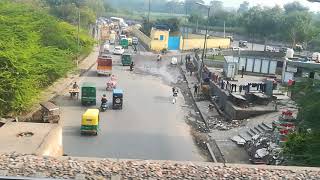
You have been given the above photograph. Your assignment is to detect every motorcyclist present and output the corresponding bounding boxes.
[157,54,162,61]
[130,62,134,71]
[101,94,108,104]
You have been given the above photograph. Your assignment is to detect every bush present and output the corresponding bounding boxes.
[0,1,94,116]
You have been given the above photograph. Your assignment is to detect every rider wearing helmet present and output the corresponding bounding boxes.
[101,94,108,103]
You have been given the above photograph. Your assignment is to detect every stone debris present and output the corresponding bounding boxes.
[207,117,246,131]
[0,153,319,179]
[231,136,246,145]
[245,131,283,165]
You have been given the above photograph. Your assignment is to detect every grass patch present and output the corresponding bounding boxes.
[207,55,225,61]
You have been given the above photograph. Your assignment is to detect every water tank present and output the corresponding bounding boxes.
[286,48,294,58]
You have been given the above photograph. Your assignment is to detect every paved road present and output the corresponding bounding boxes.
[54,45,206,161]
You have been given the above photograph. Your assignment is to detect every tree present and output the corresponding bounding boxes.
[284,11,312,47]
[283,78,320,166]
[284,1,309,14]
[210,1,223,16]
[238,1,249,13]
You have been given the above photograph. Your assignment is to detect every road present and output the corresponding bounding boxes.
[54,45,206,161]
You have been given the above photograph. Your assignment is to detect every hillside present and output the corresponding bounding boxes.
[0,1,94,116]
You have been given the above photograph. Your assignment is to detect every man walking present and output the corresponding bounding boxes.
[193,84,199,96]
[172,87,178,104]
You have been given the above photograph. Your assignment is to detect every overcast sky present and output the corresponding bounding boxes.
[203,0,320,12]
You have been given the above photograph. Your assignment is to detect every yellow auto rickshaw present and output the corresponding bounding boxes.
[81,109,100,135]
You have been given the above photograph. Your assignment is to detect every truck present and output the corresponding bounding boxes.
[97,55,112,76]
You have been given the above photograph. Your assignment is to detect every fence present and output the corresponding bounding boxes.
[130,27,151,50]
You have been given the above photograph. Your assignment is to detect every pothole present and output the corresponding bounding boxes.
[17,132,34,137]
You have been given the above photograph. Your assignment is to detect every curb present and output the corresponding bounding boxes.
[179,64,210,130]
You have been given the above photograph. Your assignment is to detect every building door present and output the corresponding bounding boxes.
[168,36,180,50]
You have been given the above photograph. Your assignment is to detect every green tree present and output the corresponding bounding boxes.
[284,11,312,47]
[0,1,93,115]
[238,1,249,13]
[284,1,309,14]
[284,78,320,166]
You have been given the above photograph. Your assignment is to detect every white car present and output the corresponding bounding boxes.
[113,46,124,55]
[232,47,242,51]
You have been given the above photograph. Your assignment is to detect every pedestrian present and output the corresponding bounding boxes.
[172,87,178,104]
[241,66,245,78]
[193,84,198,96]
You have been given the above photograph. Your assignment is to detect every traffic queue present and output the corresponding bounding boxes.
[68,24,137,136]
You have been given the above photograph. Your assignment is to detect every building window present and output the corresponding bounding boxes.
[160,35,164,41]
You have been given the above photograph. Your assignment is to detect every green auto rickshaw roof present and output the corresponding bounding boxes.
[82,82,96,88]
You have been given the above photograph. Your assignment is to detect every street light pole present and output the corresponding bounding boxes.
[148,0,151,24]
[76,3,81,67]
[196,2,210,84]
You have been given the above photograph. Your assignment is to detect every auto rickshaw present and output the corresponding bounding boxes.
[120,38,129,49]
[81,109,100,135]
[128,37,133,46]
[112,89,123,110]
[121,53,132,66]
[81,82,96,106]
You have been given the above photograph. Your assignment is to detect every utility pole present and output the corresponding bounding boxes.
[77,4,81,66]
[196,2,210,85]
[148,0,150,24]
[223,21,225,38]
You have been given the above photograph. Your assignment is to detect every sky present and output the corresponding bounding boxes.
[203,0,320,12]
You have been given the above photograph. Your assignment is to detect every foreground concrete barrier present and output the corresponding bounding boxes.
[35,124,63,157]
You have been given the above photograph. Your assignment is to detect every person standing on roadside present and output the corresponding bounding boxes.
[193,84,198,96]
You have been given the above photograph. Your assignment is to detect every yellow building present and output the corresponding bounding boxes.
[150,28,170,51]
[181,38,230,50]
[148,28,230,51]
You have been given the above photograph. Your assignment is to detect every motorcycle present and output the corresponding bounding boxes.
[100,101,108,112]
[130,63,134,71]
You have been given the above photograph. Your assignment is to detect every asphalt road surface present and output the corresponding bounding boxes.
[54,45,206,161]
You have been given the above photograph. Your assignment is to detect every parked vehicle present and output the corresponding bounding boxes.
[132,37,139,45]
[81,109,99,135]
[97,55,112,76]
[121,53,132,66]
[239,40,248,48]
[226,35,233,42]
[81,82,96,106]
[113,46,124,55]
[294,44,303,52]
[112,89,123,110]
[266,46,276,52]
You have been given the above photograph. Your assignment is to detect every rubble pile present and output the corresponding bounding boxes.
[0,153,319,179]
[207,116,245,130]
[244,131,283,165]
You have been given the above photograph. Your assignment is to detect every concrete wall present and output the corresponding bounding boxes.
[204,59,224,68]
[181,38,230,50]
[130,27,151,50]
[36,124,63,157]
[150,28,170,51]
